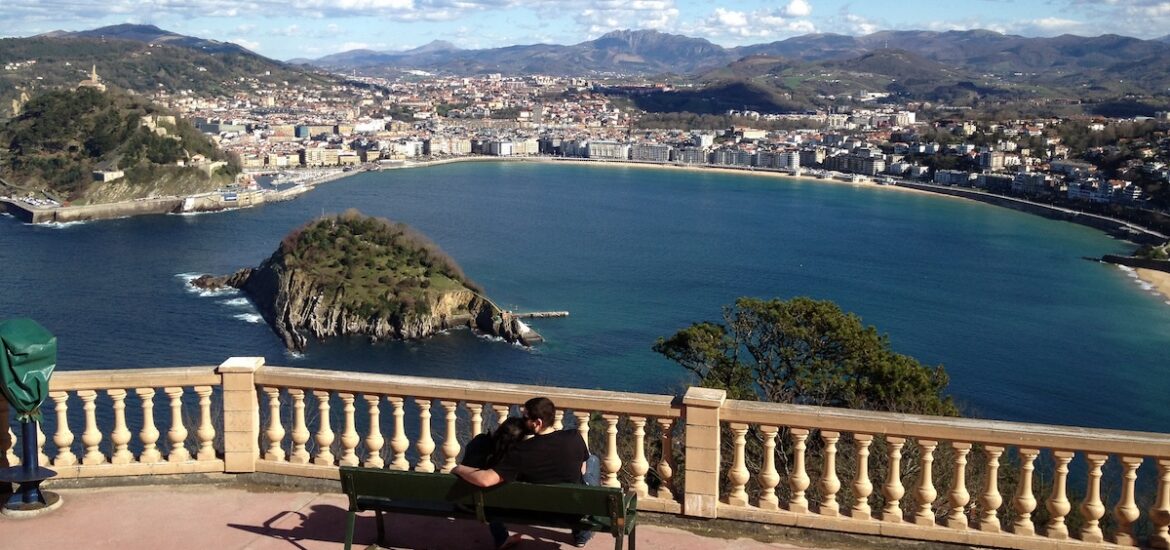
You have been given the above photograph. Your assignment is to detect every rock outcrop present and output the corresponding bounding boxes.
[191,212,534,351]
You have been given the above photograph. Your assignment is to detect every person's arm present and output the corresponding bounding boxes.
[452,464,503,487]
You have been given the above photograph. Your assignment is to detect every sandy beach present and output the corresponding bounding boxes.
[1136,268,1170,303]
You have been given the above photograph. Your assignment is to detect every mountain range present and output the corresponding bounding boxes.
[303,28,1170,79]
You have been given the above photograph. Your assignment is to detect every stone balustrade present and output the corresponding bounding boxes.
[3,357,1170,549]
[0,366,224,478]
[715,399,1170,550]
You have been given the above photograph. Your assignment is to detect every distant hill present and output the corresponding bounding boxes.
[43,24,256,56]
[0,88,238,204]
[0,25,335,119]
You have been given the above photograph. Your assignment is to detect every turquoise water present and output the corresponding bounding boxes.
[1,161,1168,432]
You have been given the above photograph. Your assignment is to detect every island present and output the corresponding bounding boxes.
[191,210,540,351]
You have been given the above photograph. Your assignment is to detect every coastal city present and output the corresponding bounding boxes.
[151,71,1170,214]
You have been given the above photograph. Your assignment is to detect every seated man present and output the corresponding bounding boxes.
[452,397,600,548]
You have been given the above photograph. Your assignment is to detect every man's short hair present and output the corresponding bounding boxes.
[524,397,556,427]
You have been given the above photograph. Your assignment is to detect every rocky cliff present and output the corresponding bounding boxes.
[191,212,534,351]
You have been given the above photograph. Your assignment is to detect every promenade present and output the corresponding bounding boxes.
[0,483,834,550]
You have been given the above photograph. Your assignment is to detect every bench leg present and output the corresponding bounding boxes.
[376,510,386,544]
[614,532,623,550]
[344,510,356,550]
[629,525,635,550]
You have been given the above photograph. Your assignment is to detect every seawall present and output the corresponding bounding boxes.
[898,182,1167,245]
[1102,254,1170,274]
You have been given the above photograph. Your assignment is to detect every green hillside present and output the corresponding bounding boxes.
[0,87,239,204]
[0,35,331,120]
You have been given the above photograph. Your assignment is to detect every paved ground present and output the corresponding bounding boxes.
[0,485,834,550]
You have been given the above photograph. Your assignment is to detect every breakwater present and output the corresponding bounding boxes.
[1,185,312,224]
[897,182,1167,245]
[1102,254,1170,274]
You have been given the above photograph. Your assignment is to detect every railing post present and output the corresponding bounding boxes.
[682,387,726,519]
[218,357,264,473]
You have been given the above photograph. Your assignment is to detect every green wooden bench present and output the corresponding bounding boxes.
[340,466,638,550]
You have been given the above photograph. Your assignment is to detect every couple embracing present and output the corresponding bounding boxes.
[452,397,601,549]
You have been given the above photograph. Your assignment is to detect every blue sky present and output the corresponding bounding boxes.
[4,0,1170,61]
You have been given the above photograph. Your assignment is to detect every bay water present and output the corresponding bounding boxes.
[2,161,1168,433]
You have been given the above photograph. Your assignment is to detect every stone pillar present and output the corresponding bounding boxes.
[218,357,264,473]
[681,387,726,519]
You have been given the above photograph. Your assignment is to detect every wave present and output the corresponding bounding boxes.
[1116,265,1137,275]
[220,297,251,307]
[39,220,89,229]
[176,272,238,297]
[284,349,304,360]
[234,313,264,324]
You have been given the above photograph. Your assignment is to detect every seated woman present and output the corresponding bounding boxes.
[460,417,528,549]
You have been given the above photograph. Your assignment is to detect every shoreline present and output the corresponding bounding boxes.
[1134,268,1170,304]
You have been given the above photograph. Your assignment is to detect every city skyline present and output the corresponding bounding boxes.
[3,0,1170,62]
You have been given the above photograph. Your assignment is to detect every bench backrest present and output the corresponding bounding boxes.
[340,466,631,520]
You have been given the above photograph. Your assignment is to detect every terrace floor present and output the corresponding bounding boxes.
[0,484,838,550]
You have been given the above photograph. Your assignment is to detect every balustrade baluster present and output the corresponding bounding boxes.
[979,446,1004,532]
[851,434,874,520]
[312,391,335,466]
[758,425,780,511]
[493,404,510,427]
[574,411,590,448]
[881,436,905,522]
[601,414,621,488]
[108,389,132,464]
[1114,456,1142,546]
[440,401,460,473]
[1011,448,1039,535]
[136,388,162,463]
[789,428,811,513]
[467,403,484,437]
[194,386,215,461]
[819,431,841,516]
[263,387,285,462]
[79,390,104,465]
[165,387,190,462]
[1151,458,1170,549]
[387,397,408,470]
[288,389,310,464]
[947,442,971,529]
[36,420,48,465]
[1044,450,1074,539]
[338,393,359,467]
[415,399,435,473]
[726,422,750,506]
[363,395,384,468]
[554,410,564,431]
[1079,454,1108,543]
[913,440,937,526]
[628,416,649,498]
[50,391,76,467]
[655,418,675,500]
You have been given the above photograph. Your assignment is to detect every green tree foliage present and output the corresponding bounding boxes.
[278,210,483,321]
[654,296,957,416]
[1,87,238,201]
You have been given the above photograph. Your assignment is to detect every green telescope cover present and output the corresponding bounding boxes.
[0,319,56,422]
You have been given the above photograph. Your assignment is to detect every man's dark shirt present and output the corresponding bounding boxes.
[492,429,587,484]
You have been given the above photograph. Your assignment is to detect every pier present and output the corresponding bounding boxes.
[513,311,569,319]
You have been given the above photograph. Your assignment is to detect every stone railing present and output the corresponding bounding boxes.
[3,357,1170,550]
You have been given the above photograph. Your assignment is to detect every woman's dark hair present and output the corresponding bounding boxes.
[487,417,528,467]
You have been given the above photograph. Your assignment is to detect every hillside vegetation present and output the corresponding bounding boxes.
[0,34,331,118]
[277,210,482,320]
[0,87,238,204]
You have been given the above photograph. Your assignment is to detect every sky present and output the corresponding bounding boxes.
[3,0,1170,61]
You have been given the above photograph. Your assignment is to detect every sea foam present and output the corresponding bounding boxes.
[234,313,263,324]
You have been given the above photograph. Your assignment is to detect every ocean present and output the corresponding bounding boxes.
[2,161,1168,432]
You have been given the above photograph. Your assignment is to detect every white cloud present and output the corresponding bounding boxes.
[684,6,815,44]
[232,37,262,51]
[783,0,811,17]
